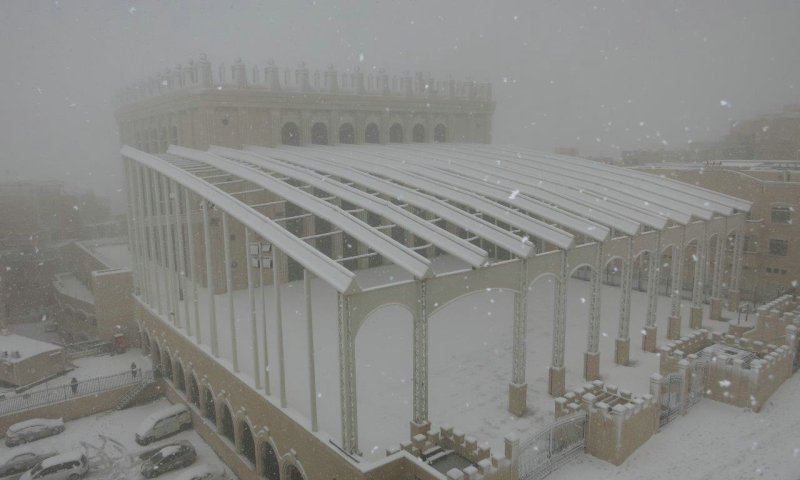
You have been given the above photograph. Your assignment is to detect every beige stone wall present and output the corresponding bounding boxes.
[0,380,162,435]
[659,329,714,375]
[91,269,137,345]
[0,349,66,387]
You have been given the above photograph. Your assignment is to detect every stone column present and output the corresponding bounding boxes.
[201,201,219,357]
[728,230,744,311]
[304,271,318,432]
[616,238,633,366]
[642,233,661,353]
[668,234,685,340]
[338,293,359,455]
[221,213,238,372]
[549,251,568,396]
[584,243,603,381]
[412,280,430,434]
[171,180,190,336]
[690,225,707,329]
[709,231,726,320]
[509,260,528,416]
[185,188,201,344]
[273,249,287,408]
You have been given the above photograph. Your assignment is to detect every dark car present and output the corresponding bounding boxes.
[0,447,57,477]
[140,441,197,478]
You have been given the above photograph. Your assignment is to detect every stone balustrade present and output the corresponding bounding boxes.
[116,55,493,105]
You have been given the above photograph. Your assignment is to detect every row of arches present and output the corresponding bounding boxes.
[281,121,447,146]
[141,330,305,480]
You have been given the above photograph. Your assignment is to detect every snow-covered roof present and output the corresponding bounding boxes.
[37,450,83,469]
[53,272,94,305]
[123,143,751,293]
[0,334,63,364]
[78,238,131,270]
[7,418,63,434]
[135,403,189,437]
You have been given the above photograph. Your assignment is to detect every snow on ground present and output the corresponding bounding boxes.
[156,256,730,460]
[0,398,233,480]
[550,370,800,480]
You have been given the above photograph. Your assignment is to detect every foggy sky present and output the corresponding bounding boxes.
[2,0,799,210]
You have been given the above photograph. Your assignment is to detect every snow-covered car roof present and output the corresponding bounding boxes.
[175,463,226,479]
[135,403,188,436]
[37,450,84,469]
[0,445,56,463]
[7,418,63,434]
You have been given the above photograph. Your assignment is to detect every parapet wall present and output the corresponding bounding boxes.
[389,423,513,480]
[554,380,658,466]
[737,295,799,344]
[659,329,714,375]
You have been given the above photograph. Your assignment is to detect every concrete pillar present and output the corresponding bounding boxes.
[245,228,261,390]
[222,213,238,372]
[668,240,685,340]
[584,243,603,381]
[510,260,528,415]
[728,230,745,311]
[338,293,359,455]
[412,280,431,430]
[184,188,201,343]
[171,180,190,335]
[615,238,633,366]
[201,201,219,356]
[690,225,707,330]
[304,270,319,432]
[273,249,287,408]
[549,251,568,396]
[642,233,660,352]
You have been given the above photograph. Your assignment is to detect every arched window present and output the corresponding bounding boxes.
[162,351,173,381]
[364,123,380,143]
[221,405,235,444]
[286,464,305,480]
[239,421,256,465]
[174,362,185,391]
[142,333,150,354]
[151,343,161,374]
[338,123,355,144]
[204,390,216,424]
[281,122,300,146]
[261,442,280,480]
[311,122,329,145]
[434,124,447,143]
[189,375,200,408]
[389,123,403,143]
[412,124,425,143]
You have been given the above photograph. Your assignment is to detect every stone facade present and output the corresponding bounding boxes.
[114,56,495,155]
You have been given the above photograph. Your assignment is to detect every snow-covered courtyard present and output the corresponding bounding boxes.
[0,398,232,480]
[153,256,736,460]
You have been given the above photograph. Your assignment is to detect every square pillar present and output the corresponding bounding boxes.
[410,420,431,439]
[667,315,681,340]
[689,306,703,329]
[614,338,630,366]
[728,290,741,312]
[508,383,527,417]
[548,366,566,397]
[642,325,658,353]
[583,351,600,381]
[709,297,723,321]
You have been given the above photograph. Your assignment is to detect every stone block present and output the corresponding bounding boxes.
[690,306,703,329]
[667,315,682,340]
[584,351,600,381]
[615,337,630,366]
[548,366,566,396]
[642,325,658,352]
[508,382,527,417]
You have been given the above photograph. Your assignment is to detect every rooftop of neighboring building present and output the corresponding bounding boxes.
[0,332,62,364]
[53,272,95,305]
[77,237,131,270]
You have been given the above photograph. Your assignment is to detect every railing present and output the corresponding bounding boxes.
[0,369,153,416]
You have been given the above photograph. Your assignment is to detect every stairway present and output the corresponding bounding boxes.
[114,370,155,410]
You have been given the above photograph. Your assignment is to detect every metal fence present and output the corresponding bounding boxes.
[0,369,153,416]
[518,412,587,480]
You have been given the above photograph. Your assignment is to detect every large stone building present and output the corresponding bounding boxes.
[114,56,753,480]
[642,164,800,304]
[115,56,494,153]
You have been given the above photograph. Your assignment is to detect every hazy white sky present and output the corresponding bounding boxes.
[2,0,799,207]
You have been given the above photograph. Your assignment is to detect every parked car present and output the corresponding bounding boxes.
[135,404,192,445]
[19,450,88,480]
[5,419,65,447]
[0,447,57,478]
[140,441,197,478]
[174,463,229,480]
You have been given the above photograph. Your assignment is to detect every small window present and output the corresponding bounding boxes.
[221,117,230,126]
[768,239,788,256]
[781,269,787,275]
[771,205,792,224]
[766,267,773,273]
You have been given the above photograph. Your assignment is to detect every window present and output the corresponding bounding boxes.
[743,235,758,253]
[766,267,773,273]
[771,205,792,224]
[768,239,788,256]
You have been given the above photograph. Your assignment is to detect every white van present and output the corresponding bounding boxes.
[135,404,192,445]
[19,450,88,480]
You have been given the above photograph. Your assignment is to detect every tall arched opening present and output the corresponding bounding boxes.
[189,374,200,408]
[311,122,329,145]
[221,404,235,444]
[204,389,216,425]
[286,464,305,480]
[238,420,256,465]
[281,122,300,146]
[260,442,280,480]
[174,361,185,392]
